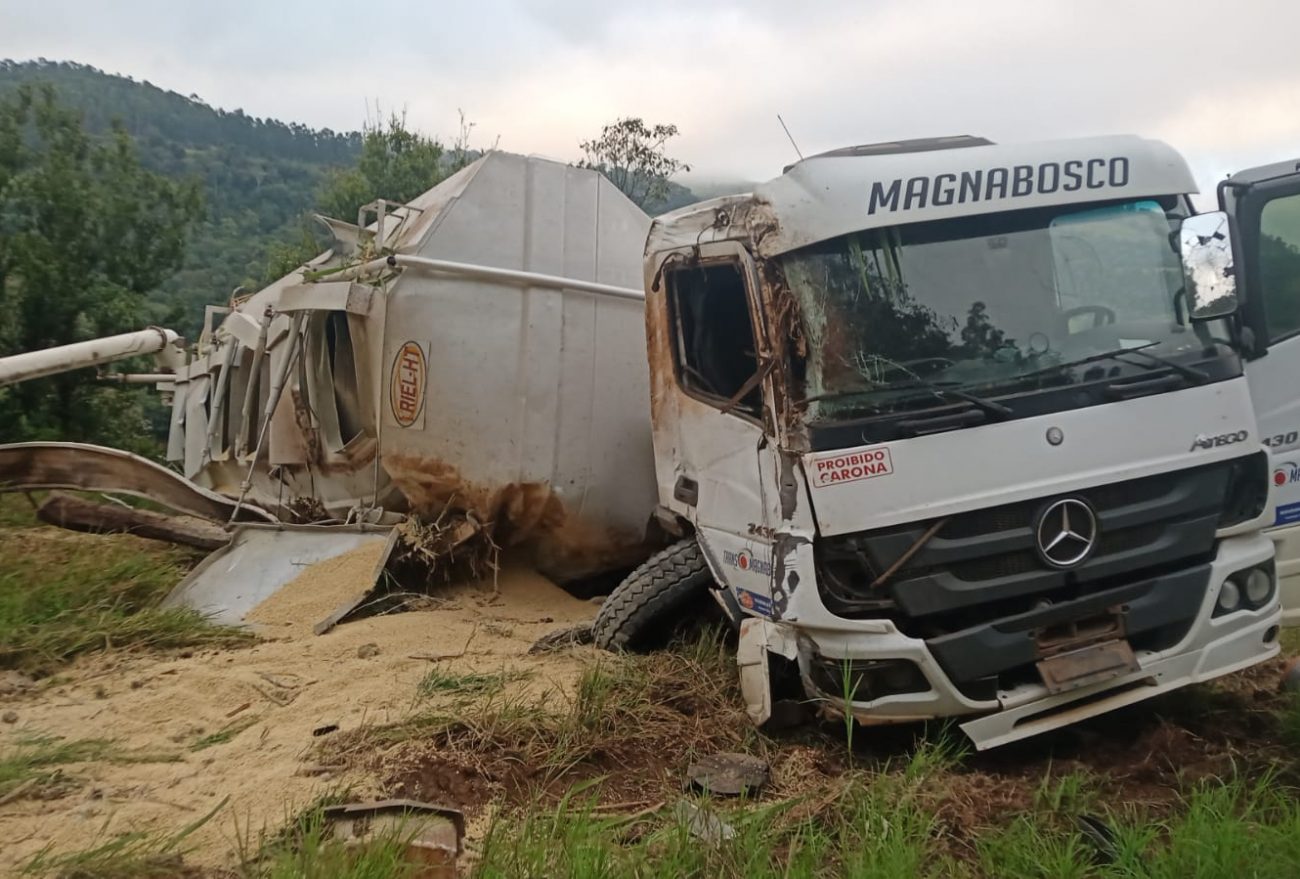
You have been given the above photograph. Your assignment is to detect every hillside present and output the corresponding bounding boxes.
[0,60,714,339]
[0,60,362,335]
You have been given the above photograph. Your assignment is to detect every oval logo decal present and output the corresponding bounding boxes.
[390,341,426,427]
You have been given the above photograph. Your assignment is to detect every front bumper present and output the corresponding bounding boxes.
[780,532,1280,750]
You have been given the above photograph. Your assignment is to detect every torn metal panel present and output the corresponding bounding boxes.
[0,442,273,522]
[737,618,799,727]
[278,281,374,315]
[162,523,391,627]
[323,799,463,878]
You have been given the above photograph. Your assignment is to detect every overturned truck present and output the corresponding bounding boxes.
[0,152,661,599]
[1,136,1287,749]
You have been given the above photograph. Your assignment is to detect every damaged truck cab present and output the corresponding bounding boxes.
[637,135,1281,749]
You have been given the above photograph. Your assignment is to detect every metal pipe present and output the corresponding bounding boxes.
[0,327,182,387]
[322,254,645,302]
[99,373,177,384]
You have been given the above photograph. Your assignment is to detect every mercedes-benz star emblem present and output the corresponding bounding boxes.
[1035,498,1098,568]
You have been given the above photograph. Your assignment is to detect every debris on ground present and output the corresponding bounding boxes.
[36,491,230,550]
[687,752,770,796]
[322,799,464,879]
[357,643,381,659]
[392,507,499,589]
[672,800,735,845]
[1281,656,1300,692]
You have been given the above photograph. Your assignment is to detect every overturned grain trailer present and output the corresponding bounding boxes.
[173,152,662,581]
[1,152,662,593]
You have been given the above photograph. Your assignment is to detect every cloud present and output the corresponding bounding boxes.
[1,0,1297,190]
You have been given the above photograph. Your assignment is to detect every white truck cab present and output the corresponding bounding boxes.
[1219,163,1300,625]
[600,135,1282,750]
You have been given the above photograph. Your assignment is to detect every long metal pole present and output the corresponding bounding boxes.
[0,328,181,387]
[319,254,645,302]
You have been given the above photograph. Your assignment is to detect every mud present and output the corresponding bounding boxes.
[383,452,654,583]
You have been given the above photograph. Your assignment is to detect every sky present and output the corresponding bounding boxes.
[2,0,1298,195]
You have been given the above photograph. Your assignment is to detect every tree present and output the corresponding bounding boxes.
[0,84,202,450]
[578,118,691,210]
[316,112,447,223]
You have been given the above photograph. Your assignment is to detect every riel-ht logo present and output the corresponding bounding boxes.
[390,341,426,428]
[1189,430,1248,452]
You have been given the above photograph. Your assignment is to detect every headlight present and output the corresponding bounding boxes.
[1213,562,1276,617]
[1246,568,1273,605]
[1217,579,1241,614]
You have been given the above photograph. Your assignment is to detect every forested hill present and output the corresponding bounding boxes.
[0,60,363,333]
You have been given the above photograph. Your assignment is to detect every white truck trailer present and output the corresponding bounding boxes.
[595,135,1282,750]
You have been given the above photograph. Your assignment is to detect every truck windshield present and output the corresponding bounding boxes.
[782,198,1218,420]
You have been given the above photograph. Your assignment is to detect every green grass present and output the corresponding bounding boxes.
[0,732,181,802]
[976,775,1300,879]
[0,520,252,671]
[0,733,117,800]
[239,805,421,879]
[190,715,263,752]
[468,771,1300,879]
[416,667,530,700]
[21,795,228,878]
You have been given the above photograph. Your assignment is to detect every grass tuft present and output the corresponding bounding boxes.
[0,525,252,671]
[21,795,228,878]
[0,732,182,803]
[416,667,529,700]
[190,715,263,752]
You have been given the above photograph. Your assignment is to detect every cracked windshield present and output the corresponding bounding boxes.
[783,198,1206,419]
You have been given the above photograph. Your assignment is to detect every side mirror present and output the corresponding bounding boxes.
[1180,211,1238,320]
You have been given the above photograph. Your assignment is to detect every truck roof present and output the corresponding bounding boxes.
[647,135,1198,259]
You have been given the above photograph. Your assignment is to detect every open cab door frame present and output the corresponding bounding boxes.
[1221,157,1300,623]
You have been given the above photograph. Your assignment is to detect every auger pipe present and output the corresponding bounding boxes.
[0,328,183,387]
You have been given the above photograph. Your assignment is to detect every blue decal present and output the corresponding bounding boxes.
[1276,501,1300,526]
[735,588,774,617]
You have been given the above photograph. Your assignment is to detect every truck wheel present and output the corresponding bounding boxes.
[594,538,715,652]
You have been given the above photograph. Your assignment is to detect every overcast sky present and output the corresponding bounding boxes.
[2,0,1298,194]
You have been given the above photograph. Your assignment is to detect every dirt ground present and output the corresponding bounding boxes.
[0,546,597,874]
[3,535,1298,875]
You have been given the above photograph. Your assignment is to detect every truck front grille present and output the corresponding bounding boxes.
[814,461,1236,697]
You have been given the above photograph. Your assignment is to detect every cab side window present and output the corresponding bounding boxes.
[1258,194,1300,342]
[666,262,762,416]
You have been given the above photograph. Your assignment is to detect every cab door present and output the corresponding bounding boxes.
[1222,160,1300,618]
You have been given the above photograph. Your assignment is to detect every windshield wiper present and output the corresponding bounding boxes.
[804,359,1012,420]
[1108,347,1210,384]
[1013,342,1162,384]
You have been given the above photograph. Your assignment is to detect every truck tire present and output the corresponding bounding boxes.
[594,538,715,652]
